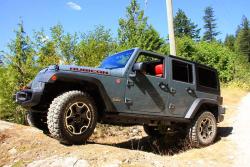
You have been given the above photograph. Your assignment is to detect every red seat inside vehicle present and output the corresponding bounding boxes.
[155,64,164,77]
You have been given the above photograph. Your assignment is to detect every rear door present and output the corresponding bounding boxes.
[168,58,196,117]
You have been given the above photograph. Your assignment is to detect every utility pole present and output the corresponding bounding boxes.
[166,0,176,56]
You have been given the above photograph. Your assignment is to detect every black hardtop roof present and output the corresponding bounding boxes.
[168,55,218,72]
[137,48,217,73]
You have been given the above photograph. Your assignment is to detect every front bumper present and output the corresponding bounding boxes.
[218,106,226,123]
[15,89,43,108]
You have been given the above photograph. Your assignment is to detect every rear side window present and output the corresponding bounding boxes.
[172,60,193,83]
[197,67,218,89]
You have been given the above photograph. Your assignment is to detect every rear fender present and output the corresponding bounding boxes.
[185,98,219,119]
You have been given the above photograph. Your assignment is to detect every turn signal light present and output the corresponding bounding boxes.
[51,75,57,81]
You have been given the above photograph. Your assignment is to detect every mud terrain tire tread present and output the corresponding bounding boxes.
[188,111,217,148]
[47,90,97,145]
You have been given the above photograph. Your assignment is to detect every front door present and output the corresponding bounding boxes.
[168,58,196,117]
[124,52,170,115]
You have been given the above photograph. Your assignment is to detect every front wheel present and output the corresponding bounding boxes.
[47,91,97,145]
[188,111,217,147]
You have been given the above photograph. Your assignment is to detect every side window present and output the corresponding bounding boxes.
[197,67,218,89]
[172,60,193,83]
[135,53,164,77]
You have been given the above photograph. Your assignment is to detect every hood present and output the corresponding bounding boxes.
[58,65,111,75]
[47,65,125,77]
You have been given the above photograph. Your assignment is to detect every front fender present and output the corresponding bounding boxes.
[51,72,116,112]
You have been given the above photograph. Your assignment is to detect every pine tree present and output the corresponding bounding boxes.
[7,20,36,87]
[235,16,250,62]
[0,20,37,123]
[203,6,220,42]
[174,9,200,40]
[118,0,164,51]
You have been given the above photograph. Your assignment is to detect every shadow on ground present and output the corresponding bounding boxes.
[94,126,233,156]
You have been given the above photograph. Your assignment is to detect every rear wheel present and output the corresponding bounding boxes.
[188,111,217,147]
[47,91,97,145]
[26,111,48,131]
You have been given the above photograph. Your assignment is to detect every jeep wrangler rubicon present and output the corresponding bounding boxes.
[15,48,225,147]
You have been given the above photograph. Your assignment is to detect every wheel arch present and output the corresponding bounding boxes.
[185,98,219,121]
[37,73,116,114]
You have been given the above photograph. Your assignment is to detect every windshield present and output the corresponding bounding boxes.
[99,49,134,69]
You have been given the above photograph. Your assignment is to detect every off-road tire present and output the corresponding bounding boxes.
[47,90,97,145]
[26,111,48,131]
[188,111,217,147]
[143,125,163,137]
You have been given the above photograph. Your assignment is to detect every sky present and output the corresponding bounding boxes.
[0,0,250,51]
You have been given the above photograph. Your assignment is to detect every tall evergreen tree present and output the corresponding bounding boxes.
[0,20,37,123]
[203,6,220,42]
[174,9,200,40]
[235,16,250,62]
[118,0,164,51]
[6,20,36,87]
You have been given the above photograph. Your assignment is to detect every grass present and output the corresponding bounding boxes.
[11,160,25,167]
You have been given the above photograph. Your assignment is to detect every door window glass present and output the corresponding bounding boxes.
[172,60,193,83]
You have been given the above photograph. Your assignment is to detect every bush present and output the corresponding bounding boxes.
[175,37,237,82]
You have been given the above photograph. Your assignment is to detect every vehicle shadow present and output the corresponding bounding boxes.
[92,126,233,156]
[215,126,233,141]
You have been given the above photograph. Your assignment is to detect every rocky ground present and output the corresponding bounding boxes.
[0,88,249,167]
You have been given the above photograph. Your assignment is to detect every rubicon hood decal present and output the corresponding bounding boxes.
[59,65,110,75]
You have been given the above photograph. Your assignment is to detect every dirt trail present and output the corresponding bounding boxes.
[231,93,250,166]
[0,90,249,167]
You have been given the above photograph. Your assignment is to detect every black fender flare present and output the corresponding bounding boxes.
[185,98,219,119]
[52,72,116,112]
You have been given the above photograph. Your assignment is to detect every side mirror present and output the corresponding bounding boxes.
[132,62,146,73]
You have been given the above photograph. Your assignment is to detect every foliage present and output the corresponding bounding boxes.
[33,29,60,68]
[176,37,236,82]
[118,0,164,51]
[203,6,220,42]
[224,35,236,51]
[174,9,200,40]
[235,16,250,62]
[50,24,78,64]
[0,21,37,123]
[75,26,117,67]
